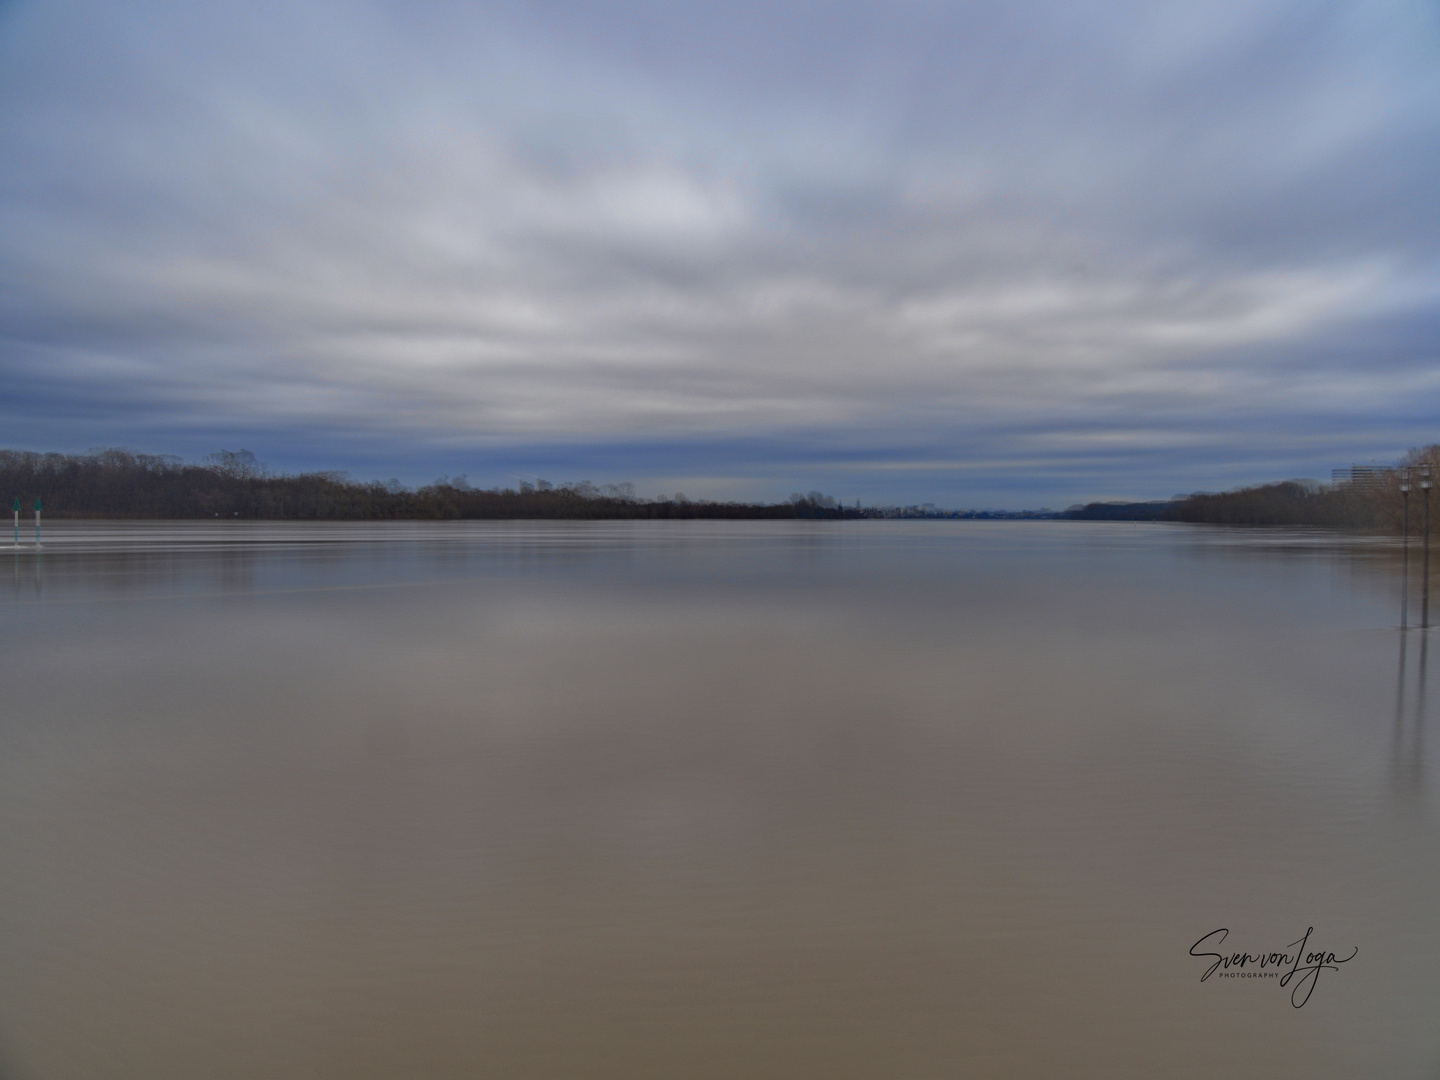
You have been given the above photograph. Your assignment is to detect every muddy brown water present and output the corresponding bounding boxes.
[1,520,1435,1078]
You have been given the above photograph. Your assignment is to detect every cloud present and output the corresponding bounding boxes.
[1,0,1438,503]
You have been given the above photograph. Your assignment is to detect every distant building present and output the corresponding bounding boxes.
[1331,464,1395,490]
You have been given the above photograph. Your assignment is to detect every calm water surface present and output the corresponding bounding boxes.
[1,520,1436,1079]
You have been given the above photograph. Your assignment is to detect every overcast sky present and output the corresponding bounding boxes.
[2,0,1438,505]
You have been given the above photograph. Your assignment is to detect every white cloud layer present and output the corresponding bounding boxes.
[1,0,1438,502]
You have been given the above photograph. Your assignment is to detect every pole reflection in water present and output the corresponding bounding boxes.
[1392,622,1429,797]
[1414,631,1429,791]
[7,548,43,600]
[1393,628,1407,767]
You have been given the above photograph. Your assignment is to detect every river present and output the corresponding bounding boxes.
[0,520,1434,1078]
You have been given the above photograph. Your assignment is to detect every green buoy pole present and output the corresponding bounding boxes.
[33,497,41,546]
[11,497,17,546]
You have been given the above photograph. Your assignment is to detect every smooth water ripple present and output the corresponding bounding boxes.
[0,520,1435,1078]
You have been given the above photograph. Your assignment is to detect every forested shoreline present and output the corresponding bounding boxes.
[1066,481,1390,527]
[6,446,1434,527]
[1162,480,1386,527]
[0,449,859,520]
[1066,444,1440,530]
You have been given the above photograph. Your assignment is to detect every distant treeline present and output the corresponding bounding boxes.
[1063,485,1382,526]
[1163,481,1385,528]
[1064,500,1178,522]
[12,446,1433,527]
[0,449,860,521]
[1065,445,1440,530]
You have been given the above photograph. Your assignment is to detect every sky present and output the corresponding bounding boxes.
[1,0,1438,507]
